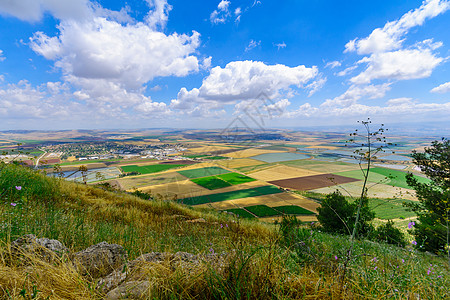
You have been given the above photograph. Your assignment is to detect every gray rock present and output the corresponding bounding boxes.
[105,281,150,300]
[74,241,127,279]
[97,251,201,294]
[11,234,69,262]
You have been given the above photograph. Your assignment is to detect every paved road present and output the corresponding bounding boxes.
[35,150,47,169]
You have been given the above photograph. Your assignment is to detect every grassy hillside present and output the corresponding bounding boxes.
[0,163,449,299]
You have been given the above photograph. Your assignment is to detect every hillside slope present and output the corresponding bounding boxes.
[0,164,448,299]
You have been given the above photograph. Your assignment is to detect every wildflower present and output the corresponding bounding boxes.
[374,266,377,270]
[427,269,431,275]
[371,257,378,262]
[401,259,405,263]
[438,275,442,278]
[334,255,338,260]
[225,224,228,227]
[412,240,417,245]
[209,248,214,254]
[15,186,22,191]
[408,221,415,229]
[10,203,17,207]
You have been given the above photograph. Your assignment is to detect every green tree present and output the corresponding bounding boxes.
[406,138,450,262]
[317,191,374,238]
[371,220,406,247]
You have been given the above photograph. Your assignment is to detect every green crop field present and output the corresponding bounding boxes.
[179,185,283,205]
[190,172,255,190]
[191,176,232,190]
[216,172,256,185]
[178,167,230,178]
[273,205,315,215]
[205,156,228,160]
[367,198,417,220]
[245,205,280,217]
[222,208,256,219]
[335,167,431,189]
[121,164,187,175]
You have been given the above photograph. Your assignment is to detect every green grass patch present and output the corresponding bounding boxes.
[273,205,315,215]
[244,205,281,217]
[191,176,232,190]
[179,186,283,205]
[216,172,256,185]
[121,164,187,175]
[367,198,417,220]
[60,159,121,165]
[222,208,256,219]
[178,167,230,179]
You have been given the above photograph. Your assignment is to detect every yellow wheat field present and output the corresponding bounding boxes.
[216,158,264,169]
[250,165,322,181]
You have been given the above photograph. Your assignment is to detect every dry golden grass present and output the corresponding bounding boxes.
[250,165,322,181]
[216,158,263,169]
[0,247,93,299]
[223,149,286,159]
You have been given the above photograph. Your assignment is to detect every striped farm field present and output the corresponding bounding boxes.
[121,164,187,175]
[250,165,322,181]
[223,148,286,158]
[269,173,359,190]
[178,166,231,179]
[280,160,361,173]
[216,158,264,169]
[117,172,185,190]
[139,180,210,199]
[178,185,283,206]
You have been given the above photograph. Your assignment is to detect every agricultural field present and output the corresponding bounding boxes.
[116,172,185,190]
[250,152,310,163]
[250,165,322,181]
[269,173,359,190]
[121,164,188,175]
[178,166,231,179]
[245,205,281,217]
[179,185,284,205]
[215,172,256,185]
[191,176,231,190]
[216,158,264,169]
[334,167,431,189]
[310,181,417,200]
[280,159,361,173]
[223,148,285,158]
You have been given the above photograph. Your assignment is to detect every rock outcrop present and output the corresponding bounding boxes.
[73,241,128,278]
[11,234,69,262]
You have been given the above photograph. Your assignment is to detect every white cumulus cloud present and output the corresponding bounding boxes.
[430,81,450,93]
[171,60,319,114]
[350,48,443,84]
[344,0,450,54]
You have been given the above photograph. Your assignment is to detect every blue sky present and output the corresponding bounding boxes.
[0,0,449,130]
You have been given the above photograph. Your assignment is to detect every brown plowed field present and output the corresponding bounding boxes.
[268,174,359,191]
